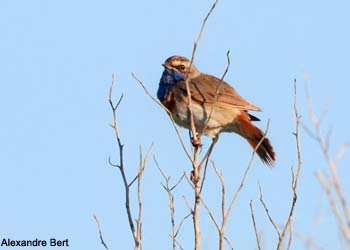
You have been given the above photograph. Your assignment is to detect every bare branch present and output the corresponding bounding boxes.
[199,138,219,192]
[108,75,136,246]
[226,119,270,218]
[109,75,152,250]
[277,79,303,250]
[108,74,124,140]
[188,161,234,250]
[201,199,221,232]
[315,171,350,240]
[93,214,110,250]
[259,183,281,238]
[108,156,119,168]
[335,143,349,166]
[199,196,221,232]
[174,237,185,250]
[287,217,293,250]
[300,121,318,141]
[292,80,302,191]
[183,195,194,214]
[294,231,326,250]
[184,173,195,189]
[304,80,350,242]
[325,126,332,153]
[212,162,229,250]
[135,144,152,250]
[224,236,234,250]
[212,162,225,220]
[171,174,186,191]
[154,156,187,250]
[199,156,210,194]
[175,212,192,238]
[249,200,261,250]
[128,175,139,189]
[193,0,219,55]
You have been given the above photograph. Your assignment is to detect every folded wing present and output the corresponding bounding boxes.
[175,74,261,112]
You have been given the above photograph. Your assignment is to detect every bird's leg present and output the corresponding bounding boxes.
[190,141,201,184]
[188,130,202,185]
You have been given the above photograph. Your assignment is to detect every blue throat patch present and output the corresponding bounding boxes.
[157,68,185,103]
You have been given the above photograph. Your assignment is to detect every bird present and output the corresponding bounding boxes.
[157,55,275,166]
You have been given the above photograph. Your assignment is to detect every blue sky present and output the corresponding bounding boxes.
[1,0,350,249]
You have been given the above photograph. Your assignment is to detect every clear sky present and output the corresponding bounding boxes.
[1,0,350,249]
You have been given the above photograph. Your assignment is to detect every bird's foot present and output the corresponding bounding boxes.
[190,136,202,148]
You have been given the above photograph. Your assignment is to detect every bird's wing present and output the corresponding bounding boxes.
[175,74,261,112]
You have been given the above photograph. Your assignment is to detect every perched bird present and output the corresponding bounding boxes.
[157,55,275,166]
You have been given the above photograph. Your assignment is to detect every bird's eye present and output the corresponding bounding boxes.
[179,64,186,70]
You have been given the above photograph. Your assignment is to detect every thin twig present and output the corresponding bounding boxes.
[109,75,153,250]
[212,162,225,224]
[183,195,194,213]
[199,137,219,192]
[200,50,231,138]
[224,236,234,250]
[304,81,350,242]
[315,171,349,240]
[154,156,187,250]
[276,79,303,250]
[335,144,349,166]
[211,161,228,250]
[198,196,221,232]
[175,212,192,238]
[108,75,137,247]
[187,162,234,250]
[249,201,261,250]
[93,214,110,250]
[185,172,219,231]
[174,237,185,250]
[293,80,302,191]
[294,231,326,250]
[287,216,293,250]
[135,144,152,250]
[226,120,270,217]
[172,174,186,191]
[259,183,281,238]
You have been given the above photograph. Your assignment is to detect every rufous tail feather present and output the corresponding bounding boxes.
[236,113,276,166]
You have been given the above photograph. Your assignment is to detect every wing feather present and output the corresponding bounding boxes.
[175,74,261,112]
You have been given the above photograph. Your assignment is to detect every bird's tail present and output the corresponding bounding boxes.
[236,113,276,166]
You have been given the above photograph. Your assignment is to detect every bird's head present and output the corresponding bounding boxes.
[162,56,200,79]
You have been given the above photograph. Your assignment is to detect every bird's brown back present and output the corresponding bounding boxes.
[174,73,261,112]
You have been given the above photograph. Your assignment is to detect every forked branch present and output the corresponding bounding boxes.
[108,75,152,250]
[154,156,189,250]
[275,80,303,250]
[303,81,350,243]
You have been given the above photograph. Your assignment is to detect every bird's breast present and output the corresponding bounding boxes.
[162,89,177,112]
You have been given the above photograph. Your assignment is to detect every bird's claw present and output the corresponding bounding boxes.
[191,136,202,148]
